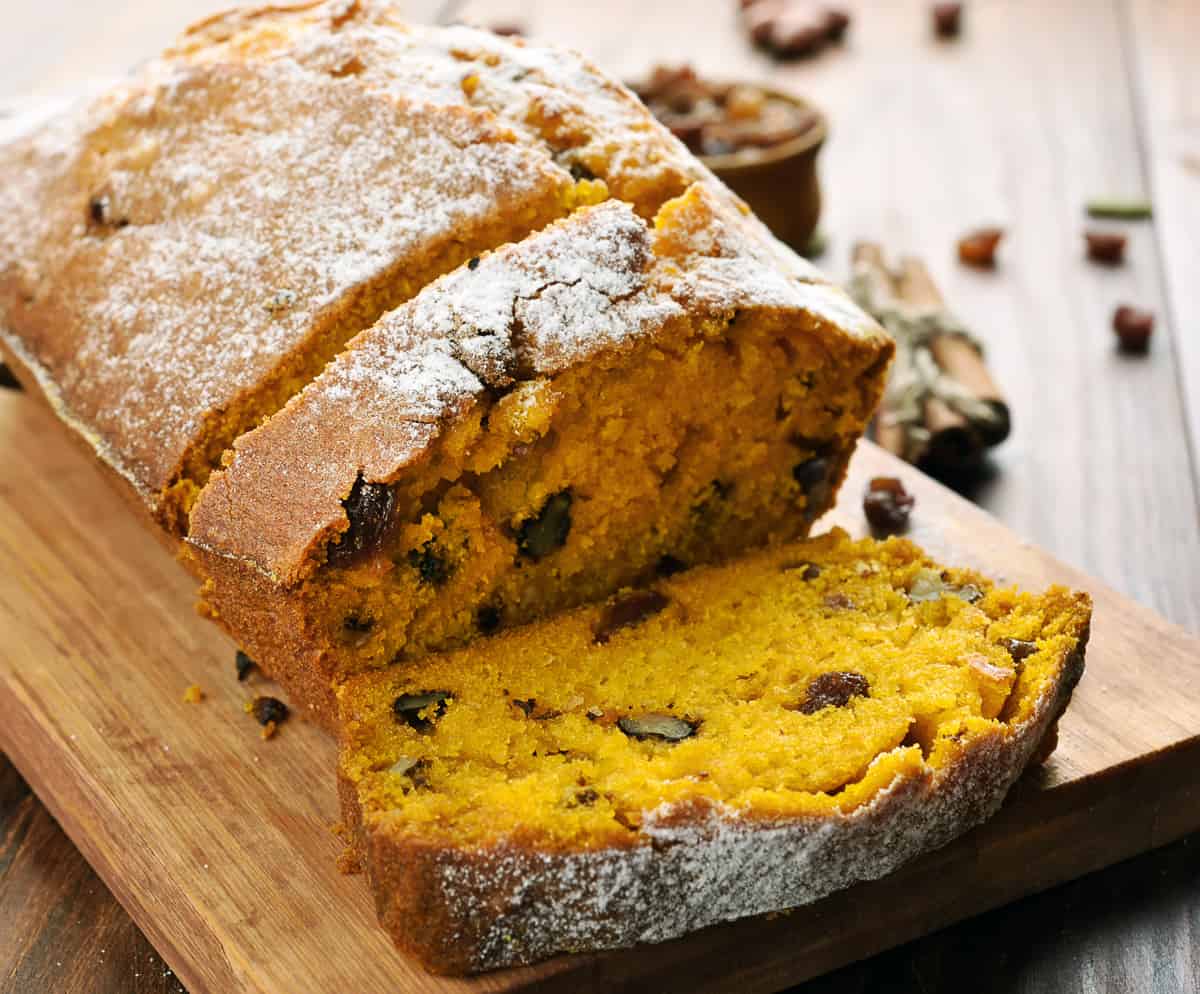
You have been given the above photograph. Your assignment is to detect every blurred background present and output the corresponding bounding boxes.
[1,2,1198,993]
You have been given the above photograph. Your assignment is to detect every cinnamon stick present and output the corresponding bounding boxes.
[900,257,1010,446]
[893,258,981,469]
[851,243,909,460]
[851,245,1010,476]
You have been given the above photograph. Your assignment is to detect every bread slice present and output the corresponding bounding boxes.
[336,528,1091,973]
[187,185,891,726]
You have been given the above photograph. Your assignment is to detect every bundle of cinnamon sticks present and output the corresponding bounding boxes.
[849,243,1010,476]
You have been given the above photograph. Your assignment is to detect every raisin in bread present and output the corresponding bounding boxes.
[337,528,1091,973]
[187,184,890,727]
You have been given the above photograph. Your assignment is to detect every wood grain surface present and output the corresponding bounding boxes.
[1,1,1198,993]
[1,387,1199,994]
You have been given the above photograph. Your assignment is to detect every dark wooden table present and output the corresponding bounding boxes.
[2,1,1198,991]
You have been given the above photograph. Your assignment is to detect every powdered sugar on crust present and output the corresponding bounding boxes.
[169,1,704,216]
[0,24,571,502]
[364,635,1087,972]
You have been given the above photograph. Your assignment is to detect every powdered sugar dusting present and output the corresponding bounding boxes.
[0,41,568,498]
[169,1,706,215]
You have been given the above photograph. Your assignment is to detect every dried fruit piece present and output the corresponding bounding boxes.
[247,696,289,727]
[863,476,915,533]
[389,756,432,789]
[772,6,834,56]
[234,650,256,682]
[181,684,204,704]
[476,604,501,634]
[1112,305,1154,353]
[655,554,687,577]
[999,636,1039,662]
[489,22,525,37]
[511,697,562,720]
[824,8,851,41]
[1084,231,1127,265]
[955,583,985,604]
[388,755,421,776]
[343,615,374,634]
[407,541,452,586]
[1086,198,1152,220]
[594,590,670,644]
[328,475,395,567]
[782,561,822,580]
[958,227,1004,268]
[517,490,573,560]
[798,671,870,714]
[907,567,983,604]
[393,690,452,732]
[932,2,962,38]
[617,714,699,742]
[792,456,829,490]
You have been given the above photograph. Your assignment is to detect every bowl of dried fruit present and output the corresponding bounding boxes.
[631,65,826,253]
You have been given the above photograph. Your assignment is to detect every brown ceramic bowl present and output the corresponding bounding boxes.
[699,88,827,254]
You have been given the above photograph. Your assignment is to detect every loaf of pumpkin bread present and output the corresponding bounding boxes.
[0,3,1095,979]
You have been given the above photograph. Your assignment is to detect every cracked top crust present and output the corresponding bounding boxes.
[187,184,886,585]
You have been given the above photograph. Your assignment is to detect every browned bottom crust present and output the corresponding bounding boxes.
[342,627,1087,974]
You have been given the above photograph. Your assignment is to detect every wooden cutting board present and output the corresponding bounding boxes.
[1,388,1198,994]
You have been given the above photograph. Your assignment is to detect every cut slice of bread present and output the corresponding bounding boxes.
[336,528,1091,973]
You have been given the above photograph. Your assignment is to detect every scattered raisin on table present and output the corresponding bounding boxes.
[957,227,1004,268]
[1084,230,1127,265]
[327,475,395,567]
[235,650,256,682]
[932,2,962,38]
[863,476,915,533]
[594,590,670,644]
[247,696,289,726]
[798,671,870,714]
[1112,305,1154,353]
